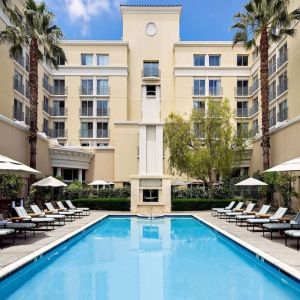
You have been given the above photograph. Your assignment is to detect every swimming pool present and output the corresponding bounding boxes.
[0,216,299,299]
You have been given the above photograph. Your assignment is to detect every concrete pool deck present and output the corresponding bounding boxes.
[0,211,299,279]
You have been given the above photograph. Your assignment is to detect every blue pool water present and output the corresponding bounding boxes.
[0,217,300,299]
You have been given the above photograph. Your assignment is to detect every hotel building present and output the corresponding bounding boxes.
[0,1,300,211]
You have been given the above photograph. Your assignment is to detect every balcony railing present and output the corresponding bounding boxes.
[80,108,94,116]
[193,107,206,115]
[269,115,276,127]
[277,52,288,68]
[249,80,260,94]
[142,67,160,78]
[50,129,67,138]
[25,86,30,99]
[96,129,109,138]
[249,126,259,137]
[52,107,67,116]
[80,129,93,138]
[209,87,223,97]
[193,86,206,96]
[13,54,24,68]
[13,78,24,95]
[52,85,68,95]
[13,107,24,121]
[268,63,276,77]
[268,89,277,102]
[277,80,288,96]
[235,108,249,118]
[277,108,288,122]
[235,87,249,97]
[249,103,259,116]
[97,108,109,117]
[96,86,110,96]
[80,86,93,95]
[43,78,52,93]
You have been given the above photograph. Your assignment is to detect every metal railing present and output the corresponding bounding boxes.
[25,85,30,99]
[80,85,94,95]
[96,129,109,138]
[97,108,109,117]
[192,86,206,96]
[209,87,223,97]
[235,87,249,96]
[50,129,67,138]
[268,63,276,77]
[142,68,161,78]
[268,89,277,102]
[193,107,206,115]
[277,52,288,68]
[249,103,259,116]
[52,107,67,116]
[43,77,52,93]
[52,85,68,95]
[277,108,288,122]
[13,107,24,121]
[96,86,110,96]
[249,80,260,94]
[277,80,288,96]
[80,129,93,138]
[249,126,259,137]
[235,108,249,118]
[13,78,24,95]
[269,115,276,127]
[80,108,93,116]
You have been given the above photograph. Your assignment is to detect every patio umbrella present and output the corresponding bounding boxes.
[32,176,67,187]
[88,179,110,191]
[235,177,268,186]
[264,157,300,172]
[0,155,40,174]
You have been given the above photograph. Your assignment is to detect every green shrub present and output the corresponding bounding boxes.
[171,187,234,200]
[91,187,130,199]
[172,198,235,211]
[71,198,130,211]
[0,174,23,199]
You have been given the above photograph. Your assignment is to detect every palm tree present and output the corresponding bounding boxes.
[0,0,66,183]
[232,0,300,170]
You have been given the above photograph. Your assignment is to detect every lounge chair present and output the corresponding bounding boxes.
[246,207,288,232]
[0,229,15,249]
[30,205,66,225]
[263,212,300,240]
[56,201,83,218]
[45,202,76,221]
[235,205,271,226]
[14,207,55,230]
[284,230,300,250]
[0,214,36,239]
[211,201,236,217]
[225,203,256,222]
[217,202,244,218]
[66,200,90,216]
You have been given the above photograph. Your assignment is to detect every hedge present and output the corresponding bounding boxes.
[172,199,235,211]
[71,198,130,211]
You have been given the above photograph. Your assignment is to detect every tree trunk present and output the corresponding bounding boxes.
[260,28,270,170]
[28,39,39,185]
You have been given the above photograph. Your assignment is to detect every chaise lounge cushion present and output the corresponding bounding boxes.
[285,230,300,237]
[0,229,14,236]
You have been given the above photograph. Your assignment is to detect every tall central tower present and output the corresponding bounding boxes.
[121,5,182,212]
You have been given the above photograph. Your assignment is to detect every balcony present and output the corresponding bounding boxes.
[269,115,276,127]
[268,89,277,102]
[96,129,109,138]
[25,86,30,100]
[249,103,259,116]
[50,129,67,138]
[277,80,288,96]
[97,108,109,117]
[13,107,24,121]
[43,78,52,94]
[209,87,223,97]
[80,108,94,117]
[235,87,249,97]
[277,108,288,122]
[193,86,206,96]
[235,108,249,118]
[268,63,276,77]
[52,85,68,95]
[80,86,93,95]
[13,79,24,95]
[96,86,110,96]
[249,80,260,94]
[80,129,93,138]
[52,107,67,116]
[142,67,160,79]
[277,53,288,68]
[249,126,259,137]
[193,107,206,115]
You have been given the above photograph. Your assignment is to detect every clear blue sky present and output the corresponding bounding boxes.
[46,0,247,41]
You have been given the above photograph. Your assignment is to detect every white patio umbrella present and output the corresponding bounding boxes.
[0,155,40,174]
[88,179,110,186]
[235,177,268,186]
[264,157,300,172]
[32,176,67,187]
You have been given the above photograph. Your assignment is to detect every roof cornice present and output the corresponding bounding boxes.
[61,40,128,46]
[174,41,244,47]
[120,4,182,15]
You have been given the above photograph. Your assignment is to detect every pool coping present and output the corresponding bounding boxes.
[0,212,300,284]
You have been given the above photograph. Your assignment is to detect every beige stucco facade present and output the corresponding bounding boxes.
[1,2,300,209]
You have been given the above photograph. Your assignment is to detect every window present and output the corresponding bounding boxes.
[193,79,205,96]
[146,85,156,96]
[236,101,248,117]
[193,100,205,112]
[97,100,108,116]
[53,79,65,95]
[250,97,259,116]
[81,79,93,95]
[278,71,287,95]
[81,143,90,147]
[81,101,93,116]
[236,80,249,96]
[252,48,259,60]
[53,122,65,138]
[278,100,288,122]
[268,55,276,76]
[81,122,93,138]
[57,55,65,66]
[278,43,287,67]
[13,71,23,94]
[62,169,79,181]
[43,119,49,135]
[237,55,248,66]
[13,99,23,121]
[252,119,259,135]
[25,106,30,126]
[268,81,276,102]
[143,189,159,202]
[194,54,205,66]
[97,122,108,138]
[209,79,221,96]
[194,123,205,139]
[43,96,49,113]
[97,143,108,147]
[269,107,276,127]
[96,79,109,95]
[237,122,248,138]
[53,100,65,116]
[143,61,159,77]
[209,55,220,66]
[97,54,109,66]
[81,54,93,66]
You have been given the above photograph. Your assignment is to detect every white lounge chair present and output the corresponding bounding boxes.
[66,200,90,216]
[211,201,236,216]
[217,202,244,218]
[56,201,83,218]
[284,229,300,250]
[14,207,55,230]
[31,205,66,225]
[246,207,288,232]
[45,203,76,221]
[263,213,300,240]
[235,205,271,226]
[225,203,256,222]
[0,229,15,249]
